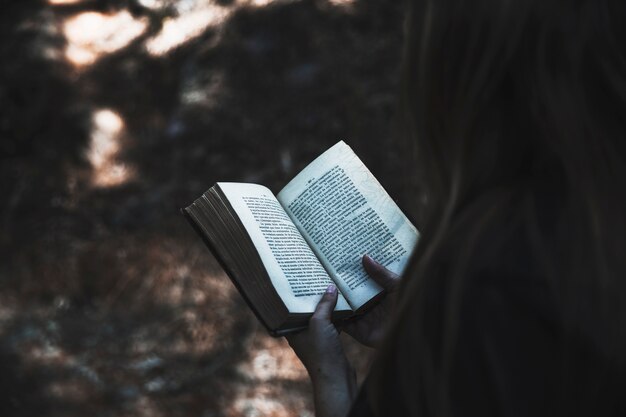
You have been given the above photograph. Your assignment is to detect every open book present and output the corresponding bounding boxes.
[183,141,419,336]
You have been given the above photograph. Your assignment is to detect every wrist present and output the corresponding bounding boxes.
[310,360,357,417]
[309,357,354,386]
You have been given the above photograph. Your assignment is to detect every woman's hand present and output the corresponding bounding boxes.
[340,255,400,348]
[287,285,356,417]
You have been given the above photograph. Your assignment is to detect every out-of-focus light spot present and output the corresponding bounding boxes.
[94,163,132,187]
[137,0,168,9]
[145,4,230,56]
[144,0,290,56]
[47,379,91,402]
[239,0,294,7]
[63,11,148,67]
[237,335,307,381]
[232,395,293,417]
[0,305,15,323]
[94,109,124,132]
[180,70,224,109]
[246,0,277,6]
[328,0,356,4]
[30,344,62,362]
[89,109,123,167]
[248,348,307,381]
[41,46,64,61]
[49,0,86,4]
[65,44,98,66]
[87,109,134,187]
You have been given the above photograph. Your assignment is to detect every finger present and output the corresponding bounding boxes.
[362,255,400,290]
[311,285,338,322]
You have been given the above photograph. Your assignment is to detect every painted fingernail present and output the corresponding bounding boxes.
[364,255,379,265]
[326,284,337,294]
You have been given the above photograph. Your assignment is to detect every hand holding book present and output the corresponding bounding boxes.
[183,141,419,335]
[285,256,399,417]
[340,255,400,348]
[286,284,357,417]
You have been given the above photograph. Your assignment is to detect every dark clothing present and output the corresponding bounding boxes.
[349,270,626,416]
[348,197,626,416]
[348,272,559,416]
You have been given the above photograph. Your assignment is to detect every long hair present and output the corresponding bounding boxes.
[369,0,626,415]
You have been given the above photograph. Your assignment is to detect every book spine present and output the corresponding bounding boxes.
[180,207,277,336]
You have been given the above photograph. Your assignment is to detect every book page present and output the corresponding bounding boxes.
[217,183,350,313]
[277,141,419,310]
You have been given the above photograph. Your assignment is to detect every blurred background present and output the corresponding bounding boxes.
[0,0,406,415]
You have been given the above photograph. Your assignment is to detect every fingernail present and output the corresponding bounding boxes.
[326,284,337,294]
[364,254,377,264]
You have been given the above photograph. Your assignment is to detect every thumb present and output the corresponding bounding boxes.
[311,285,338,322]
[362,255,400,291]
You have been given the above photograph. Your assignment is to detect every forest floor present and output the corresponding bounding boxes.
[0,1,406,416]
